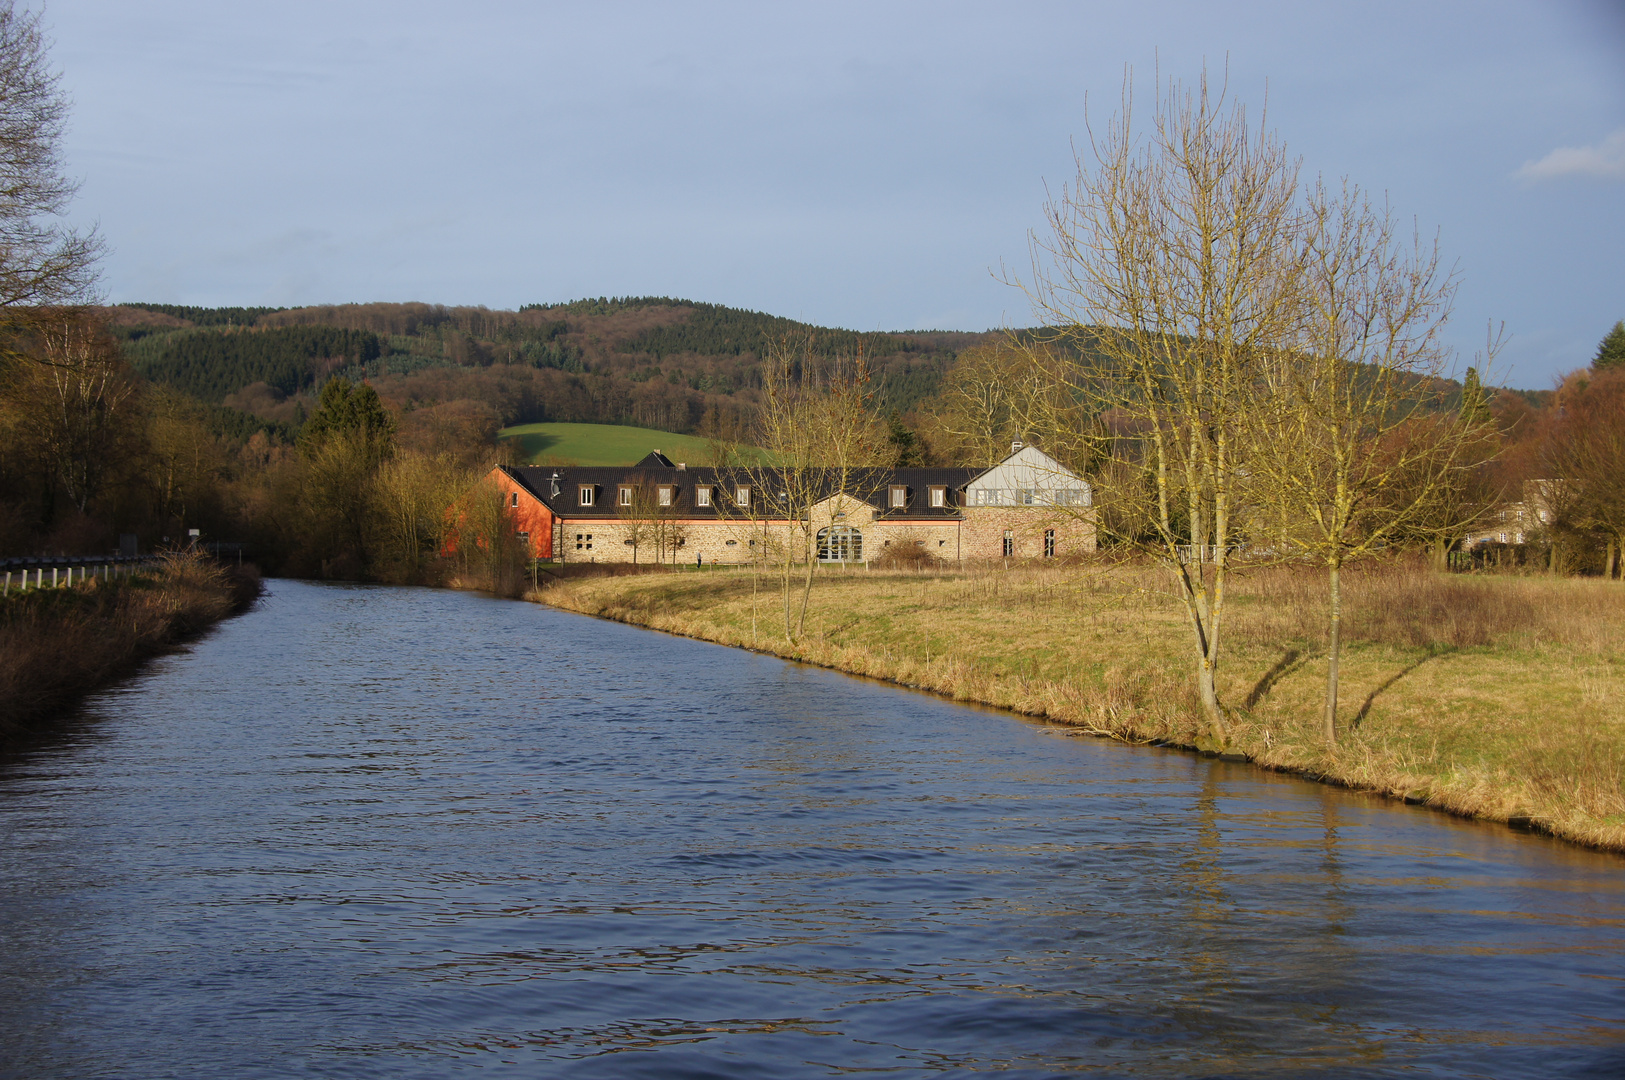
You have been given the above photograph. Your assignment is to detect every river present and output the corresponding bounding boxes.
[1,579,1621,1078]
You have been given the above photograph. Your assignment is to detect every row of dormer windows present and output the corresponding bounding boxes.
[579,484,752,509]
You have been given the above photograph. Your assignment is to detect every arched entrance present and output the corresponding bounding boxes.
[817,525,863,562]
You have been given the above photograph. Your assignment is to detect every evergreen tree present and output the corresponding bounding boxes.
[298,377,396,458]
[886,409,928,467]
[1593,320,1625,371]
[1460,366,1491,425]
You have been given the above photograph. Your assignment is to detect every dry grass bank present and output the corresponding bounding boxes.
[0,554,262,741]
[529,559,1625,852]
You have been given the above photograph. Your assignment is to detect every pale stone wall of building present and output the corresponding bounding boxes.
[960,507,1097,560]
[554,517,794,565]
[867,521,962,560]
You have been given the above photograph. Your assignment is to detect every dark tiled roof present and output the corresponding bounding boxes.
[502,460,981,520]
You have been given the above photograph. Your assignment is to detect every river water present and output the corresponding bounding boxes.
[1,580,1621,1078]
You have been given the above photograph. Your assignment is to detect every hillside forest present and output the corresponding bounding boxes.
[0,298,1618,585]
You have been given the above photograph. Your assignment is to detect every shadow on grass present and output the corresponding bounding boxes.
[1245,648,1305,710]
[1351,647,1455,730]
[503,432,559,463]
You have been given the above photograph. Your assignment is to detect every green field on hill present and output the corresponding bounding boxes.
[497,422,735,466]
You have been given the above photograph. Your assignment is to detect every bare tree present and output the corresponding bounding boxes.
[616,471,679,565]
[0,3,101,361]
[1543,369,1625,579]
[16,313,137,513]
[374,450,472,583]
[1246,182,1491,745]
[728,336,886,644]
[1020,71,1305,742]
[927,340,1096,471]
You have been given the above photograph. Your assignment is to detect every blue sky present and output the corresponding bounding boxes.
[49,0,1625,389]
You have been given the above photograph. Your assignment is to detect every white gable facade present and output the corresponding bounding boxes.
[960,444,1096,559]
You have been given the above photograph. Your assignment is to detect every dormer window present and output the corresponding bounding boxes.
[658,485,674,507]
[696,486,712,507]
[618,485,634,507]
[889,485,907,509]
[928,486,946,508]
[579,485,595,507]
[735,485,750,508]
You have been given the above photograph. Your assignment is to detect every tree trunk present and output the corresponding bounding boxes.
[1325,560,1342,748]
[797,525,816,639]
[1607,537,1618,581]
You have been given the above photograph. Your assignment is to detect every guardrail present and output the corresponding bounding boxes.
[1,554,161,596]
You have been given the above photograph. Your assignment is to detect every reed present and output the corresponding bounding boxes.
[529,557,1625,851]
[0,553,262,740]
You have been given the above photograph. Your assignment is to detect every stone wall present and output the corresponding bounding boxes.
[546,507,1098,565]
[959,507,1097,560]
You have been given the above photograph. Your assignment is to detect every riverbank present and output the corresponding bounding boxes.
[0,554,262,741]
[529,560,1625,852]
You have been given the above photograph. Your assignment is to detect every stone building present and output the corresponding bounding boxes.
[483,443,1095,565]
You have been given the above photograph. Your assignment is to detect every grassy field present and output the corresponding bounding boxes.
[498,422,737,467]
[529,559,1625,852]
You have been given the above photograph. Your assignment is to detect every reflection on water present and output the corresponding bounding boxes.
[1,579,1622,1079]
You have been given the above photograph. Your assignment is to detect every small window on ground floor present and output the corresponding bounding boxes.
[1044,529,1056,557]
[1002,530,1014,557]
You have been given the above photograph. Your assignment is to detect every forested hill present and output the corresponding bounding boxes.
[108,298,1001,437]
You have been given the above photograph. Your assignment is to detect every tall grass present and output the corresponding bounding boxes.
[0,554,261,740]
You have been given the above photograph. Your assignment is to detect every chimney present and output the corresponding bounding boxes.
[677,462,686,470]
[1011,440,1024,454]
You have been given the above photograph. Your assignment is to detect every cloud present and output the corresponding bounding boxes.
[1514,129,1625,182]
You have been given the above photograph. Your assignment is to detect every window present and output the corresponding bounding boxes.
[658,485,673,507]
[574,532,594,551]
[511,492,519,507]
[889,485,907,508]
[1018,488,1037,506]
[517,531,529,546]
[735,485,750,507]
[1499,532,1508,543]
[929,486,946,508]
[1044,529,1056,558]
[817,525,863,562]
[696,486,712,507]
[618,485,633,507]
[1002,530,1014,557]
[579,485,595,507]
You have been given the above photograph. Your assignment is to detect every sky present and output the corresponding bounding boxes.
[46,0,1625,389]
